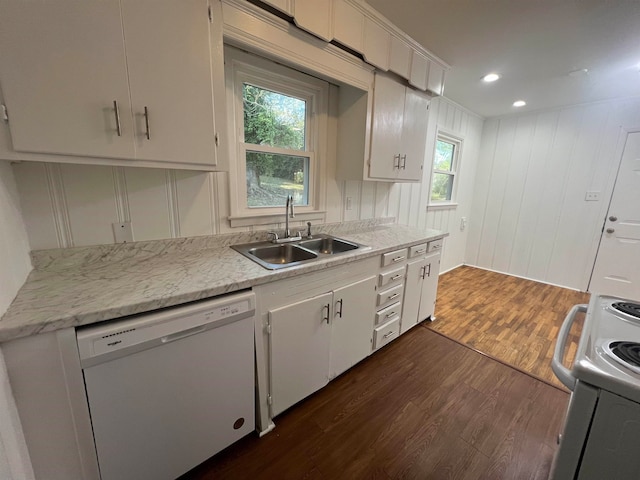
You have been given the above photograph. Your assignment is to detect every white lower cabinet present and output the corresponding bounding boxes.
[401,242,441,334]
[269,274,376,417]
[255,259,378,422]
[269,292,333,417]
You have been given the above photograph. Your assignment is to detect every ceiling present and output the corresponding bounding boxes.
[365,0,640,118]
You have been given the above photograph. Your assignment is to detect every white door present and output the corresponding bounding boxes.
[402,258,425,334]
[418,252,441,321]
[397,87,429,181]
[330,276,376,378]
[0,1,134,158]
[269,292,332,417]
[369,73,404,179]
[122,0,217,166]
[590,132,640,299]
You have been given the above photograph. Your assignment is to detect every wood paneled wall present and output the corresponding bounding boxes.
[10,97,484,274]
[466,97,640,291]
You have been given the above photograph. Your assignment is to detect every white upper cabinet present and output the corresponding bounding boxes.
[0,1,134,159]
[293,0,333,42]
[369,73,429,182]
[363,17,390,71]
[428,62,446,96]
[121,0,217,166]
[409,50,429,91]
[388,35,412,79]
[332,0,364,53]
[0,0,225,170]
[261,0,294,16]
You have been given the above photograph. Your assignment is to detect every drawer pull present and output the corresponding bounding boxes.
[388,293,400,301]
[390,274,403,281]
[383,331,395,339]
[385,311,396,318]
[323,303,330,324]
[431,244,441,250]
[414,248,426,254]
[392,256,405,263]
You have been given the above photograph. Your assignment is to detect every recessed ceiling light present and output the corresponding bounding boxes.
[568,68,589,77]
[483,73,500,82]
[513,100,526,107]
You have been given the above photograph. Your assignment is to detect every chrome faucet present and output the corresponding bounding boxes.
[285,194,294,238]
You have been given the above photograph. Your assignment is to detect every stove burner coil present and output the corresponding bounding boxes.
[609,341,640,370]
[611,302,640,319]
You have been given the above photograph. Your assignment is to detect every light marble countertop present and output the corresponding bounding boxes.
[0,219,446,343]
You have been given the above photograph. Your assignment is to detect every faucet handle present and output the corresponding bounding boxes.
[306,221,312,238]
[267,231,279,242]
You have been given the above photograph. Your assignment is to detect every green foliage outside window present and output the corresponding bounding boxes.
[243,84,309,207]
[431,139,456,202]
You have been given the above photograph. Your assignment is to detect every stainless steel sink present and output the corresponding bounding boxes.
[298,237,359,254]
[248,244,317,265]
[231,234,369,270]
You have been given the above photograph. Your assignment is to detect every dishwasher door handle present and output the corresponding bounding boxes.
[552,304,588,391]
[162,325,207,344]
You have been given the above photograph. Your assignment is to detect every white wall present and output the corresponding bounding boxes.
[11,97,483,272]
[466,96,640,291]
[0,161,35,480]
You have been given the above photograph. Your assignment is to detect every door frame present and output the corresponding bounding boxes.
[587,126,640,292]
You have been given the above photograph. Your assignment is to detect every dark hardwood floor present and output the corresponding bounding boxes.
[182,326,569,479]
[429,265,590,390]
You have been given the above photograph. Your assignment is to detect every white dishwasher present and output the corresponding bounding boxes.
[76,290,256,480]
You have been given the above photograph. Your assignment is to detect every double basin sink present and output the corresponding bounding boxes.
[232,234,369,270]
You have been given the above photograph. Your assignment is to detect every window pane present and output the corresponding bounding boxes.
[434,140,455,171]
[246,151,309,207]
[431,172,454,202]
[243,84,306,150]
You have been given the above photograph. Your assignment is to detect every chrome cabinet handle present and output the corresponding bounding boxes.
[609,216,617,222]
[322,303,330,324]
[336,299,343,318]
[387,293,400,301]
[383,331,395,339]
[400,154,407,169]
[392,256,405,263]
[143,106,151,140]
[385,311,396,319]
[393,154,401,169]
[426,263,432,278]
[390,274,403,281]
[606,228,615,234]
[414,248,426,254]
[113,100,122,136]
[420,265,426,280]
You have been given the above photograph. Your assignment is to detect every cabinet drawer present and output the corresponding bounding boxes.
[428,239,443,253]
[373,318,400,350]
[409,243,428,258]
[375,301,401,326]
[378,266,405,288]
[381,248,408,267]
[376,283,404,309]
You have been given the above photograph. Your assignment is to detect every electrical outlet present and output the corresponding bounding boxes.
[112,222,134,243]
[460,217,467,231]
[585,191,600,201]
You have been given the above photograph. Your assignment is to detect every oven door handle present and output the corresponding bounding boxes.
[552,303,588,391]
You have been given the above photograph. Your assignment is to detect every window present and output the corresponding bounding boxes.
[430,133,461,204]
[225,47,329,225]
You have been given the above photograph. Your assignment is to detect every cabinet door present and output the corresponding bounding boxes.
[401,258,425,334]
[369,74,404,180]
[332,0,364,53]
[294,0,333,42]
[330,276,376,378]
[269,292,332,417]
[418,252,441,321]
[122,0,217,166]
[0,1,134,159]
[362,17,390,71]
[397,87,429,181]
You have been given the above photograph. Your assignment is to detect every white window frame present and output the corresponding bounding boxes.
[224,46,329,227]
[429,129,462,209]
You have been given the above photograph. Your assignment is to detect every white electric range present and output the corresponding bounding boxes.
[551,294,640,479]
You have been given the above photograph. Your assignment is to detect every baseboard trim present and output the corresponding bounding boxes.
[459,264,586,293]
